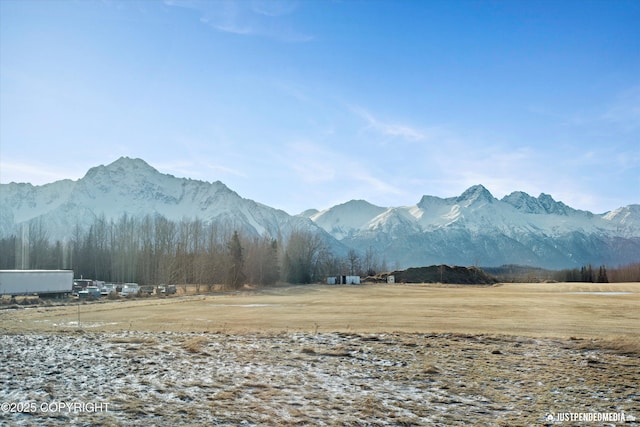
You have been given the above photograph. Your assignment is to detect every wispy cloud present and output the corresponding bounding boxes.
[153,160,194,178]
[284,139,405,205]
[350,106,429,142]
[203,162,248,178]
[286,140,337,183]
[164,0,312,42]
[421,139,543,199]
[155,160,246,181]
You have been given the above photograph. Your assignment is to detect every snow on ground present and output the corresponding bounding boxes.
[1,331,638,426]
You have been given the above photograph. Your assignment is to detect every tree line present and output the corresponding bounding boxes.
[0,215,385,289]
[462,263,640,283]
[548,263,640,283]
[2,215,635,286]
[552,264,610,283]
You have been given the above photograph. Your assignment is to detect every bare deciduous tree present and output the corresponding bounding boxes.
[283,229,326,284]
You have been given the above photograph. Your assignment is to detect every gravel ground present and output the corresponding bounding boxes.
[1,331,638,426]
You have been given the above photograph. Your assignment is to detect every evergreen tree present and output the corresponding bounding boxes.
[226,231,245,289]
[580,264,595,282]
[597,265,608,283]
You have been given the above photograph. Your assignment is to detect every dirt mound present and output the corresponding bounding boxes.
[368,265,498,284]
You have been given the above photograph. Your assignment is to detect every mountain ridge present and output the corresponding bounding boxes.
[1,157,639,269]
[305,185,639,269]
[0,157,333,248]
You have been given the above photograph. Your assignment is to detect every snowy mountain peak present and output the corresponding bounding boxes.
[416,195,447,210]
[604,204,640,221]
[537,193,573,215]
[0,158,334,248]
[367,208,421,235]
[502,191,574,215]
[310,200,387,240]
[501,191,537,211]
[298,208,320,218]
[79,157,237,204]
[108,156,158,173]
[83,156,158,180]
[455,185,495,206]
[603,204,640,235]
[311,200,385,221]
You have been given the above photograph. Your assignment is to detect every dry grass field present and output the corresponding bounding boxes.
[1,282,638,337]
[1,282,638,426]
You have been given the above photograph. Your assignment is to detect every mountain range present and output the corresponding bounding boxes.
[1,157,639,269]
[302,185,639,269]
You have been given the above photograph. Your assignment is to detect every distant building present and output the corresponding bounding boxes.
[327,275,360,285]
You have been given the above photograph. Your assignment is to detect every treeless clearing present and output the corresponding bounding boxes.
[2,282,638,339]
[1,282,638,426]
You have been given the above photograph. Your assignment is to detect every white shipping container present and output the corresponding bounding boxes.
[327,275,361,285]
[0,270,74,296]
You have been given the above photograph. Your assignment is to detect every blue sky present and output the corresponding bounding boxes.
[1,0,638,214]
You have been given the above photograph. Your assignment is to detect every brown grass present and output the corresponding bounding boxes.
[1,282,638,340]
[182,336,208,353]
[572,335,640,355]
[301,347,316,355]
[2,323,637,425]
[423,363,440,374]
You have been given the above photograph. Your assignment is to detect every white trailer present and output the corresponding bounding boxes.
[327,275,361,285]
[0,270,74,297]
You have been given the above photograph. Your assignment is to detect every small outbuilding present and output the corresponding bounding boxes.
[327,275,360,285]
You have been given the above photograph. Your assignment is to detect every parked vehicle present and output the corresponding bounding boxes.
[78,286,101,299]
[100,283,117,296]
[0,270,73,297]
[73,279,94,296]
[119,284,139,297]
[139,285,154,295]
[156,284,177,295]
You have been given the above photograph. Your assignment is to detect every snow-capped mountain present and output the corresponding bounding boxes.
[0,157,339,249]
[309,200,387,240]
[2,158,638,269]
[304,185,640,269]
